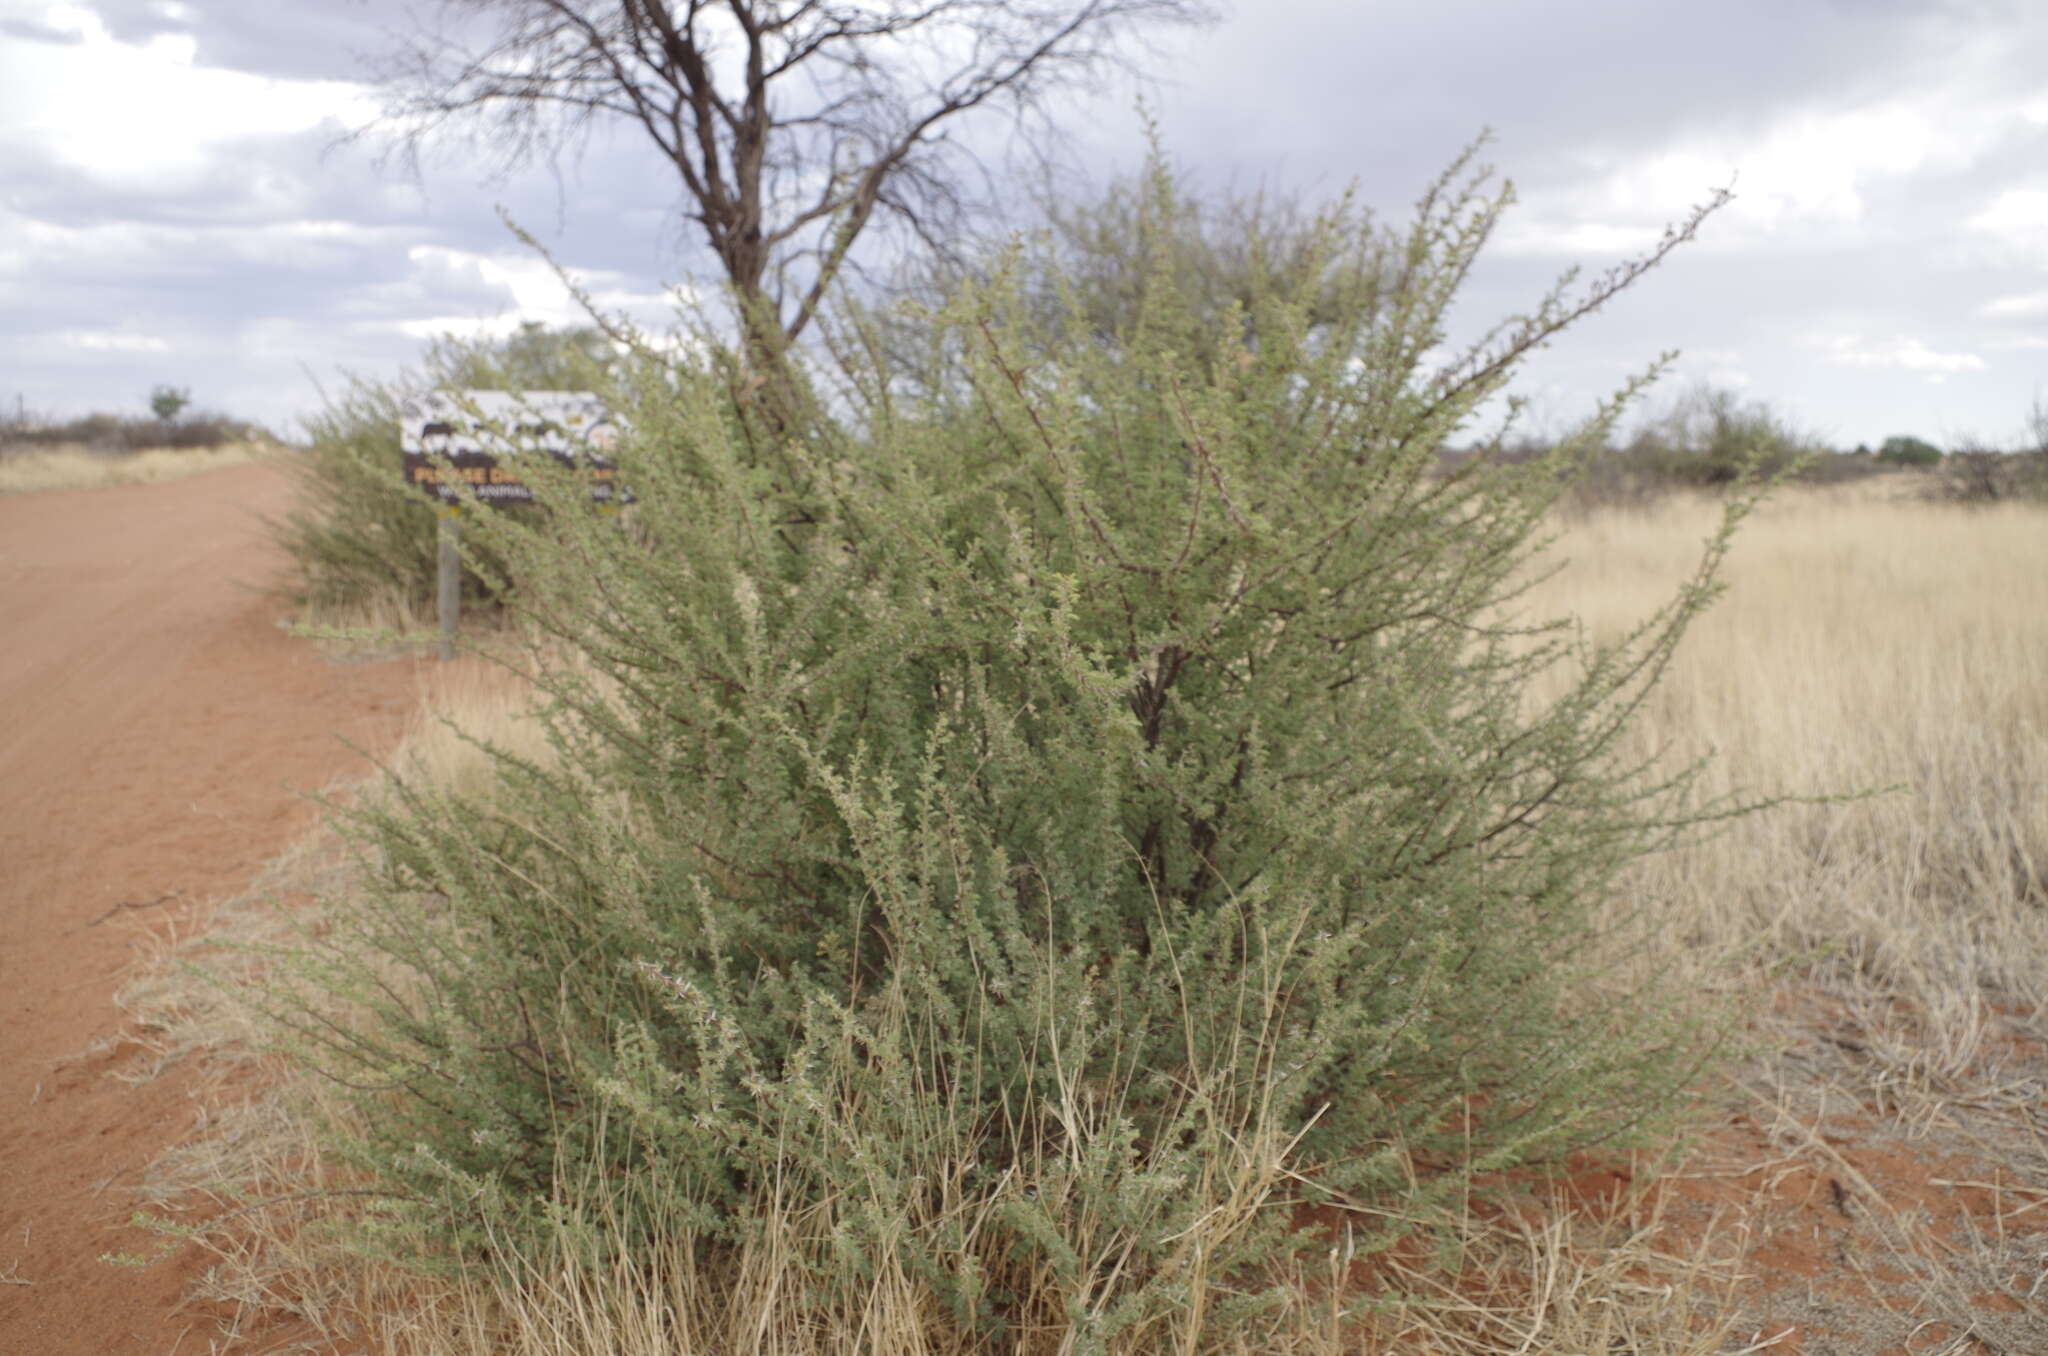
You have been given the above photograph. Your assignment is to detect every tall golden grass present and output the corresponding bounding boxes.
[122,482,2048,1353]
[1541,487,2048,1040]
[0,441,282,494]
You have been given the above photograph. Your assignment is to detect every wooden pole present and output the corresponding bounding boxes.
[437,506,460,661]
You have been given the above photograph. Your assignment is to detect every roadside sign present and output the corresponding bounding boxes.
[399,389,629,661]
[399,389,625,505]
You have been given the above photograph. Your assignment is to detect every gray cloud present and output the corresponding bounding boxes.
[1075,0,2048,445]
[0,15,85,44]
[88,0,418,81]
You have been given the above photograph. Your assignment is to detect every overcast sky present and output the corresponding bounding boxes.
[2,0,2045,448]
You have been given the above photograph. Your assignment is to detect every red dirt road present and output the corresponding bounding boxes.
[0,463,426,1354]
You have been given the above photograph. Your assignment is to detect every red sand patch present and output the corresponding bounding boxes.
[0,465,427,1353]
[1299,984,2048,1353]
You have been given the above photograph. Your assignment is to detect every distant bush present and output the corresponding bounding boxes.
[1918,401,2048,504]
[1520,385,1818,512]
[1795,447,1894,487]
[883,151,1390,387]
[271,148,1749,1347]
[0,409,268,453]
[1610,384,1812,487]
[1936,445,2048,504]
[1877,434,1942,468]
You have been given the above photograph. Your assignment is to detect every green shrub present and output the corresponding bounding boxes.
[1611,384,1811,487]
[1877,434,1943,468]
[273,149,1746,1348]
[274,324,621,625]
[883,149,1390,391]
[272,375,451,623]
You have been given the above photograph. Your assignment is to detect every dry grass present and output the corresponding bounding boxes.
[367,1189,1744,1356]
[1535,484,2048,1023]
[1524,483,2048,1351]
[116,483,2048,1353]
[0,440,284,494]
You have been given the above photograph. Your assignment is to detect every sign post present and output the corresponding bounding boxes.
[399,390,622,660]
[437,505,461,662]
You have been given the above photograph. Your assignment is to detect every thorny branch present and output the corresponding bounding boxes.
[369,0,1214,365]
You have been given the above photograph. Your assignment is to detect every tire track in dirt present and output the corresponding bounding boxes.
[0,463,426,1353]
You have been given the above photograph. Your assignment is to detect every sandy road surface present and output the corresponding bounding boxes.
[0,463,427,1353]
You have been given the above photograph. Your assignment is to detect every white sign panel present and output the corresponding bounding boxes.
[400,389,624,504]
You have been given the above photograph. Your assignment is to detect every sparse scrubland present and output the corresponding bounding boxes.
[127,152,2048,1355]
[0,405,283,495]
[1552,481,2048,1017]
[0,440,282,495]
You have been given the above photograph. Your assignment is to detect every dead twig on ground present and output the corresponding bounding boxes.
[86,890,184,928]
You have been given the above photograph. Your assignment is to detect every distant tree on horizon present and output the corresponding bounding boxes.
[149,384,191,425]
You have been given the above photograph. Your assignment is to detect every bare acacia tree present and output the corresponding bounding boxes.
[371,0,1214,401]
